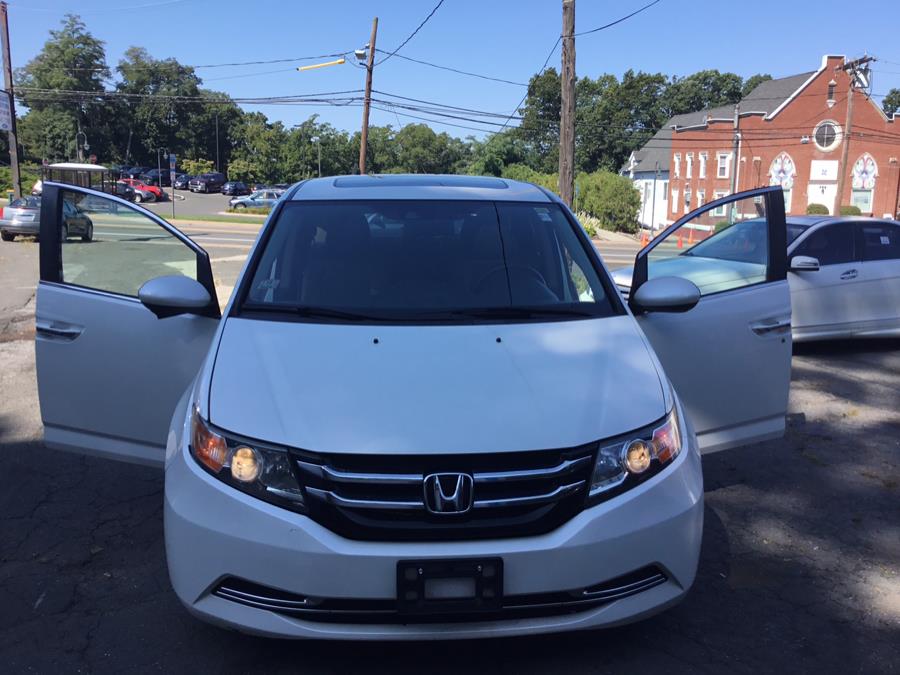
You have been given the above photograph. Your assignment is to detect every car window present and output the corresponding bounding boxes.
[60,189,198,297]
[859,223,900,262]
[243,200,616,321]
[793,224,854,266]
[646,194,769,296]
[11,197,41,208]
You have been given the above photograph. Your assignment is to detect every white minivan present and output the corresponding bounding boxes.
[35,176,791,639]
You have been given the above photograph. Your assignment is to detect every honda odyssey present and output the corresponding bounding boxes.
[35,176,791,639]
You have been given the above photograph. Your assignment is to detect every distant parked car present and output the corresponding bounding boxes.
[121,166,151,179]
[119,178,164,203]
[1,196,93,242]
[140,169,174,188]
[189,172,226,193]
[114,181,136,202]
[222,181,251,196]
[173,174,192,190]
[273,183,290,191]
[251,183,272,191]
[229,189,281,209]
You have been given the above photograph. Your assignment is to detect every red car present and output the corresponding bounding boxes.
[119,178,165,203]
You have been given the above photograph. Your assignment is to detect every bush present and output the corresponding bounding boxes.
[839,204,862,216]
[181,158,214,176]
[575,171,641,234]
[575,212,603,238]
[500,164,558,194]
[227,206,270,215]
[806,203,829,215]
[0,166,41,195]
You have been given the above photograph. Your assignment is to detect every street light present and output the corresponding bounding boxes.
[311,135,322,177]
[157,147,169,189]
[75,130,88,163]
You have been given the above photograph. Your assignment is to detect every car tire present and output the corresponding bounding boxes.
[82,220,93,242]
[233,203,245,209]
[60,223,68,242]
[1,230,14,242]
[134,192,143,203]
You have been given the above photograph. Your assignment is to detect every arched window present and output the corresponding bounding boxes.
[851,154,878,213]
[769,152,796,211]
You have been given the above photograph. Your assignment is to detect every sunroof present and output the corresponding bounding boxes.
[332,175,508,189]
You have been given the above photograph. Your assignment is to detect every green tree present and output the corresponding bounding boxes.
[883,88,900,117]
[466,130,526,176]
[181,158,214,175]
[662,69,743,117]
[742,73,773,97]
[230,112,289,182]
[575,171,641,233]
[516,68,561,173]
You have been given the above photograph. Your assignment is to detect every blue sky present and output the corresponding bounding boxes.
[9,0,900,138]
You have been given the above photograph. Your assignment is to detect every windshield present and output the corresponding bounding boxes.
[242,200,616,323]
[787,222,808,243]
[11,197,40,208]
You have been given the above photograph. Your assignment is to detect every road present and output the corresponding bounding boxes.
[0,225,898,673]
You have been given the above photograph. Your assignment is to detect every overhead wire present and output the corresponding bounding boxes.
[375,0,446,66]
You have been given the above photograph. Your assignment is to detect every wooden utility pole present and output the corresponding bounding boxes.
[0,1,21,198]
[358,17,378,175]
[836,56,874,211]
[558,0,575,207]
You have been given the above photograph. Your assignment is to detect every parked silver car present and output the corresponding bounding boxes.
[1,196,94,242]
[229,189,282,209]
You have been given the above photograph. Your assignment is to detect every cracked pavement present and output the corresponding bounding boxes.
[1,240,898,673]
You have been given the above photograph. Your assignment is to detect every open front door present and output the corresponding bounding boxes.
[35,183,220,466]
[630,187,791,453]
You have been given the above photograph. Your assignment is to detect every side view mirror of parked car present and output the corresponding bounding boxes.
[789,255,820,272]
[631,276,701,313]
[138,275,212,319]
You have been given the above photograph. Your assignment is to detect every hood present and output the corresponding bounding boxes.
[610,256,765,296]
[209,315,667,455]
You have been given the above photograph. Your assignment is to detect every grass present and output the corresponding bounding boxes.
[227,207,271,215]
[167,213,267,225]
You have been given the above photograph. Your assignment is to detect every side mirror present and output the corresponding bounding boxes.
[790,255,820,272]
[139,275,211,319]
[631,276,701,313]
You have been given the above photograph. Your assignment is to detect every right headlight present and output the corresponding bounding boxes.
[587,406,682,504]
[190,406,307,513]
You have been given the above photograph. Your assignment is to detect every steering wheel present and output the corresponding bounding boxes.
[473,265,549,295]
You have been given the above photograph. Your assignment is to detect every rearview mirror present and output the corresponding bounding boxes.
[790,255,820,272]
[139,275,211,319]
[631,276,701,313]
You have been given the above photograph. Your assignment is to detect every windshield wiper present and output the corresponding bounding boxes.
[242,303,383,322]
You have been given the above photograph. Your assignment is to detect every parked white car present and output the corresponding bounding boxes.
[34,177,791,640]
[612,214,900,342]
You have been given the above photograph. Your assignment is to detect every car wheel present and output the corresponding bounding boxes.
[1,230,14,242]
[233,202,245,209]
[60,223,68,242]
[134,192,143,203]
[81,220,93,242]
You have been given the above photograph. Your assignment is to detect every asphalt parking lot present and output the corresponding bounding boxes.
[0,230,897,673]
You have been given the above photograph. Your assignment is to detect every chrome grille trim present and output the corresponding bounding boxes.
[582,572,666,599]
[473,455,591,484]
[472,481,585,509]
[296,460,421,485]
[305,486,424,511]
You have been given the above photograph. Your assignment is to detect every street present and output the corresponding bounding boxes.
[0,228,898,673]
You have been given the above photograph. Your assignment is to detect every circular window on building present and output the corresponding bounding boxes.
[813,120,842,152]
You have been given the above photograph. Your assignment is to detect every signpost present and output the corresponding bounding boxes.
[0,91,11,131]
[169,153,176,219]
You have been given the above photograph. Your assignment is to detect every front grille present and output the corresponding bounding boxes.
[212,566,667,624]
[292,445,596,541]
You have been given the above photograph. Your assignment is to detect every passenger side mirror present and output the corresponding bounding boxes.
[790,255,819,272]
[139,275,212,319]
[631,276,701,314]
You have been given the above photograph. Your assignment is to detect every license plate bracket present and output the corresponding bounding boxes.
[397,558,503,614]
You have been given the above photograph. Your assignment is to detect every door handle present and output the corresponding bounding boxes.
[36,321,84,341]
[840,269,858,280]
[750,318,792,336]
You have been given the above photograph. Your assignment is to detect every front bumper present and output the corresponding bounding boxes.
[164,428,703,640]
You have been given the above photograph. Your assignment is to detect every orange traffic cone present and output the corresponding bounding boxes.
[640,231,648,246]
[677,233,683,249]
[688,227,694,244]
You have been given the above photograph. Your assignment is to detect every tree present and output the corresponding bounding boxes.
[516,68,561,173]
[662,69,743,117]
[742,73,773,97]
[575,171,641,233]
[467,130,526,176]
[883,88,900,117]
[181,158,214,175]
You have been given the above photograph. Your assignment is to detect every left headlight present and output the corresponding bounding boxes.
[587,406,682,504]
[190,406,306,513]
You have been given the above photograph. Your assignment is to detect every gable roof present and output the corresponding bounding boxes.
[669,71,816,130]
[623,126,671,174]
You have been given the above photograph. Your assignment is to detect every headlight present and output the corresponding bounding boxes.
[189,407,306,512]
[588,406,682,503]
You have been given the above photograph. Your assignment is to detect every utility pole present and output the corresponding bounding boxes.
[0,1,21,198]
[729,104,740,197]
[836,55,875,212]
[358,17,378,175]
[558,0,575,207]
[651,160,658,231]
[215,111,220,173]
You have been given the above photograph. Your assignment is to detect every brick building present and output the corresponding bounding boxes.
[662,55,900,221]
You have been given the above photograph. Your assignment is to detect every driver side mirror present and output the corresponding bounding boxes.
[790,255,820,272]
[139,275,212,319]
[631,276,701,314]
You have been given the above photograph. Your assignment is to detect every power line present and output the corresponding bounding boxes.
[376,0,446,66]
[374,50,527,87]
[574,0,663,36]
[500,36,561,131]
